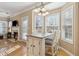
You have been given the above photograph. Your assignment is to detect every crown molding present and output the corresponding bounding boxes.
[11,3,40,17]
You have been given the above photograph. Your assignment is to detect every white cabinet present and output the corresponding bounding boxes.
[27,37,33,55]
[33,38,40,56]
[27,35,45,56]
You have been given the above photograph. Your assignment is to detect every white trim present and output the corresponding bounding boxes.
[61,5,74,44]
[62,39,73,44]
[59,46,74,56]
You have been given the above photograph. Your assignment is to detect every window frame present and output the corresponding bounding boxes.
[32,12,44,34]
[45,12,60,34]
[61,5,74,44]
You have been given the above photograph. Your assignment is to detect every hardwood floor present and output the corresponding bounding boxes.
[0,39,69,56]
[0,39,27,56]
[7,45,27,56]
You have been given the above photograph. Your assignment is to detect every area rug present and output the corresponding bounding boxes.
[0,45,21,56]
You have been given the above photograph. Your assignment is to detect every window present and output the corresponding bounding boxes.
[32,12,60,35]
[0,21,8,35]
[45,13,60,33]
[21,16,28,40]
[62,5,73,44]
[33,15,44,34]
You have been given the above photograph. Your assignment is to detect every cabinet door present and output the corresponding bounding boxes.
[27,37,33,56]
[40,39,45,56]
[33,37,40,56]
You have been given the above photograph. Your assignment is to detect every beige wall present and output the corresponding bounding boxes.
[60,40,74,54]
[12,10,32,35]
[73,2,79,56]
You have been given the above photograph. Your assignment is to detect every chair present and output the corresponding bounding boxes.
[45,33,55,56]
[52,31,60,56]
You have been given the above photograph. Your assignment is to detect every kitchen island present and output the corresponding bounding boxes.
[26,33,53,56]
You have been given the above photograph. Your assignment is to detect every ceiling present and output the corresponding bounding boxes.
[0,2,67,17]
[45,2,67,10]
[0,2,38,17]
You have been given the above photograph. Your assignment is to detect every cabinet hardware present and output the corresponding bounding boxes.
[33,45,35,47]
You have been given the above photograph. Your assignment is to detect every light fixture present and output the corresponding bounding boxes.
[34,2,49,16]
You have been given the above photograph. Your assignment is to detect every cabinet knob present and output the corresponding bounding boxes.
[33,45,35,47]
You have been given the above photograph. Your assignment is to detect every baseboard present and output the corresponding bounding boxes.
[59,46,74,56]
